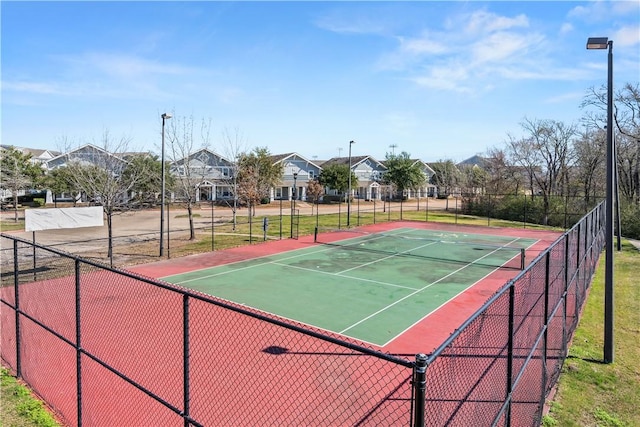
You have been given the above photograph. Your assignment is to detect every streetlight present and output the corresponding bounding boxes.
[291,172,298,238]
[160,112,172,257]
[586,36,614,363]
[347,140,355,227]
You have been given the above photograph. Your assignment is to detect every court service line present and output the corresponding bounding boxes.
[269,261,418,291]
[171,232,394,285]
[339,237,523,335]
[172,246,337,284]
[335,240,439,275]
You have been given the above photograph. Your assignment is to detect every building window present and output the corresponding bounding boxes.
[308,170,315,179]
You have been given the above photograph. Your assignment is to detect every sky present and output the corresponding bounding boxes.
[1,1,639,163]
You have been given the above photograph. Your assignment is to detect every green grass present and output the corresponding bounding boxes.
[1,367,61,427]
[544,242,640,427]
[0,219,25,232]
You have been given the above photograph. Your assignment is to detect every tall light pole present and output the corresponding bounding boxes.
[160,113,172,257]
[347,140,355,227]
[586,37,614,363]
[291,172,298,238]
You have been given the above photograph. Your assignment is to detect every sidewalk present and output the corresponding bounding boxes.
[627,238,640,251]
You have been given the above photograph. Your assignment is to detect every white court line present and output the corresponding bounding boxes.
[339,237,523,335]
[381,238,541,347]
[335,240,439,275]
[173,232,394,285]
[269,261,418,291]
[173,246,336,284]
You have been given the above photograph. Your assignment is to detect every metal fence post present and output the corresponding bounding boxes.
[183,294,190,427]
[75,259,83,427]
[13,240,21,378]
[563,235,570,356]
[541,251,551,412]
[412,353,428,427]
[506,284,516,427]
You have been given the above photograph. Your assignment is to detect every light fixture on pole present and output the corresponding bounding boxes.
[291,172,298,238]
[586,36,614,363]
[160,112,172,257]
[347,140,355,227]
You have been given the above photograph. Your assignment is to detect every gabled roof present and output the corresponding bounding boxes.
[410,159,436,175]
[457,155,487,168]
[172,148,233,166]
[269,152,323,169]
[46,144,128,169]
[1,145,61,160]
[321,155,386,169]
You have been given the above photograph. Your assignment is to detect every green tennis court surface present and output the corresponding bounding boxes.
[161,228,538,346]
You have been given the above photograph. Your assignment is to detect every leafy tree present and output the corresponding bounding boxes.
[382,151,426,199]
[318,164,357,200]
[122,153,174,206]
[237,147,283,214]
[45,166,79,207]
[0,147,44,221]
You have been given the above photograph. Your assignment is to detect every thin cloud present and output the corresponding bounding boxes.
[380,9,555,94]
[560,23,574,35]
[614,25,640,47]
[463,10,529,34]
[2,51,209,102]
[470,32,540,64]
[3,81,64,95]
[60,52,196,79]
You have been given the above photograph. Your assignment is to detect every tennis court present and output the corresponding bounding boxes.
[160,227,539,347]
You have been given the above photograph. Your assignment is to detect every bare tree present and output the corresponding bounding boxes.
[429,159,460,210]
[219,127,248,231]
[63,131,151,262]
[507,118,577,225]
[165,115,213,240]
[582,82,640,204]
[483,147,524,195]
[573,128,606,205]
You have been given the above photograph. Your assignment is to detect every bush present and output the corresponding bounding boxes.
[322,194,342,203]
[462,194,583,228]
[620,203,640,240]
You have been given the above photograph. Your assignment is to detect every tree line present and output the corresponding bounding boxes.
[2,81,639,243]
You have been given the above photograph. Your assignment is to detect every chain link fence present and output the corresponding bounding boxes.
[12,194,599,269]
[1,202,605,426]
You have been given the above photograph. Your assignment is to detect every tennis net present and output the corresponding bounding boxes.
[313,228,527,270]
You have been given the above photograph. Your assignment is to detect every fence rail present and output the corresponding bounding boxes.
[1,202,605,426]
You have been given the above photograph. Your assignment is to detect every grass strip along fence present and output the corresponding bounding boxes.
[0,202,605,426]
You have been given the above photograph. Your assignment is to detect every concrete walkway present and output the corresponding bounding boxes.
[627,238,640,251]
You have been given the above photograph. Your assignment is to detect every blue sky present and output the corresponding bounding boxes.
[2,1,639,162]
